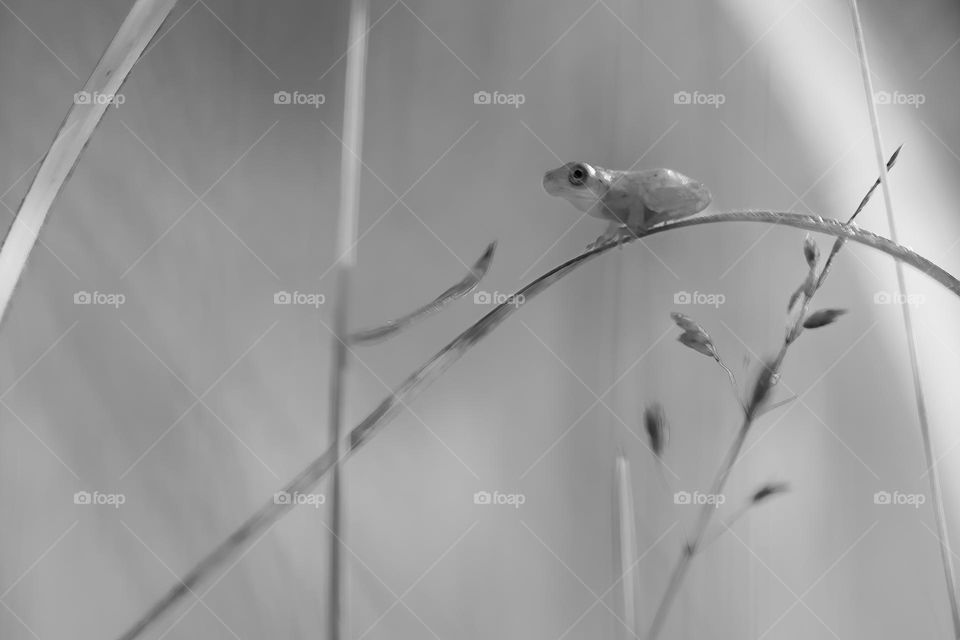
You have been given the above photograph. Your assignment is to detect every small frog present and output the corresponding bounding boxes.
[542,162,711,249]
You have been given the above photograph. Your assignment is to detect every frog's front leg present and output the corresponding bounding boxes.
[586,221,633,251]
[585,205,646,251]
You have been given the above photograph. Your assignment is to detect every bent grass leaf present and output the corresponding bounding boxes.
[349,241,496,344]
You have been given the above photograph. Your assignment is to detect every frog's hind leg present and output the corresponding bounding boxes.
[642,205,676,229]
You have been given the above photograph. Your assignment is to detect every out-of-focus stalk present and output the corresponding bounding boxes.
[0,0,177,326]
[847,1,960,635]
[328,0,370,637]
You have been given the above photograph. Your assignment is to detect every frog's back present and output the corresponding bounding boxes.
[607,167,711,225]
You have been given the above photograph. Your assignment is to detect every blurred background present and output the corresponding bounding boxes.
[1,0,959,637]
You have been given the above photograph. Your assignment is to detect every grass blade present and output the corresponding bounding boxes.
[115,208,960,639]
[848,0,959,633]
[0,0,178,324]
[326,0,371,637]
[349,241,496,345]
[613,449,639,638]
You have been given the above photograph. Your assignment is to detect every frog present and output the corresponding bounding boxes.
[542,162,712,250]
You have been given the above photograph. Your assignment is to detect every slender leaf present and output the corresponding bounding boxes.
[0,0,178,325]
[349,241,496,344]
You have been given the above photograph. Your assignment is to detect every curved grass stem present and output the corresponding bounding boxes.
[116,208,960,640]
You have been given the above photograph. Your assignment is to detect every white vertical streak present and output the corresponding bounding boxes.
[327,0,370,638]
[848,2,960,635]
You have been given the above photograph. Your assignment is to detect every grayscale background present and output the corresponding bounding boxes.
[1,0,959,637]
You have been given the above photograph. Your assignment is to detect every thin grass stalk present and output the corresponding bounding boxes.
[847,2,960,634]
[0,0,178,326]
[644,357,777,640]
[327,0,370,637]
[646,152,901,639]
[115,209,960,640]
[614,450,638,638]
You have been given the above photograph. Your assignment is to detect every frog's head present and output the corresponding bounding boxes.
[542,162,609,211]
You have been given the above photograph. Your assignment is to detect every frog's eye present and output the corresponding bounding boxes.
[568,164,588,186]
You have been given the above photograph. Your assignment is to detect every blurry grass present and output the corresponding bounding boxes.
[326,0,371,637]
[848,0,960,631]
[0,0,177,325]
[349,241,496,345]
[5,2,949,639]
[613,449,638,638]
[645,149,896,640]
[116,200,960,639]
